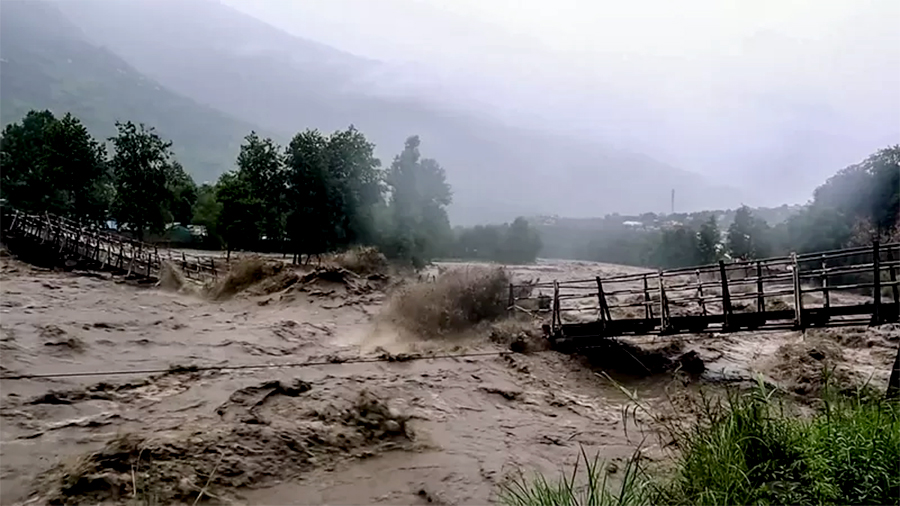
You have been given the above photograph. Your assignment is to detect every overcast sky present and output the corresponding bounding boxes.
[222,0,900,206]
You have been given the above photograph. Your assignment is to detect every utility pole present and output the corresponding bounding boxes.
[670,189,675,214]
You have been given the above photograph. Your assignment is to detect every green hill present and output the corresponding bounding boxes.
[0,0,264,183]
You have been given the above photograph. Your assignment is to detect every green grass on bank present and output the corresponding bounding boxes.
[498,383,900,506]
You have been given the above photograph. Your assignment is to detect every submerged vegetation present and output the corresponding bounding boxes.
[500,382,900,506]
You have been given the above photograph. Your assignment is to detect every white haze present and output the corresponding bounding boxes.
[222,0,900,207]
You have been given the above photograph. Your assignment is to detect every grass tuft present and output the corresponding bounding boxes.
[498,447,654,506]
[503,377,900,506]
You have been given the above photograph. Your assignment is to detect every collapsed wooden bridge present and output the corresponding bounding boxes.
[511,242,900,347]
[1,208,224,282]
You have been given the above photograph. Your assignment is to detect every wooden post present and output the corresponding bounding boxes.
[888,246,899,321]
[756,261,764,313]
[821,255,830,310]
[643,274,653,320]
[719,260,732,331]
[888,341,900,400]
[657,271,668,332]
[508,283,515,313]
[873,241,881,325]
[552,281,560,333]
[696,269,707,316]
[791,253,803,329]
[595,276,611,325]
[53,220,61,251]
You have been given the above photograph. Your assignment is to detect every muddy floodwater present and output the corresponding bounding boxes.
[1,255,896,505]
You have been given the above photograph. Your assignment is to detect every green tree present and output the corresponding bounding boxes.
[697,215,721,264]
[215,171,262,251]
[0,110,110,222]
[165,161,197,225]
[238,132,287,244]
[860,146,899,235]
[109,121,178,240]
[499,217,543,264]
[652,226,702,268]
[384,135,452,267]
[324,126,383,245]
[191,183,223,247]
[215,132,288,252]
[727,206,770,260]
[284,129,332,260]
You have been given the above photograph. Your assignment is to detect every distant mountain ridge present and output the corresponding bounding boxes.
[0,0,266,184]
[2,0,744,224]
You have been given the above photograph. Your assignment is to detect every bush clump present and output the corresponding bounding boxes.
[332,246,389,276]
[389,266,511,337]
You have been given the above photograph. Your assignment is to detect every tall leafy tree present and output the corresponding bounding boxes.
[215,132,287,251]
[109,121,178,240]
[0,110,58,213]
[324,126,383,245]
[284,129,332,259]
[165,161,197,225]
[652,226,702,268]
[697,215,721,264]
[499,217,543,264]
[215,171,263,251]
[727,206,770,260]
[861,146,899,235]
[191,183,223,247]
[384,135,452,266]
[1,110,110,222]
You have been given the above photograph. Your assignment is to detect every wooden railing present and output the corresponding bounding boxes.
[2,208,225,281]
[509,242,900,344]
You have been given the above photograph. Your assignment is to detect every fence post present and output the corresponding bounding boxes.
[719,260,732,331]
[888,246,899,321]
[888,341,900,399]
[643,274,653,320]
[508,283,515,313]
[596,276,611,326]
[695,269,707,316]
[873,241,881,325]
[821,255,830,311]
[792,253,803,329]
[552,281,560,333]
[657,271,668,332]
[756,261,764,313]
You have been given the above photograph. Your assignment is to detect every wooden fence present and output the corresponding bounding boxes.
[2,208,225,282]
[509,242,900,346]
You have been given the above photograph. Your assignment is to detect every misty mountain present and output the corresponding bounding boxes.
[8,0,743,224]
[0,0,265,183]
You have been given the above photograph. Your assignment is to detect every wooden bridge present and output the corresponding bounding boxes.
[1,208,224,282]
[511,242,900,348]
